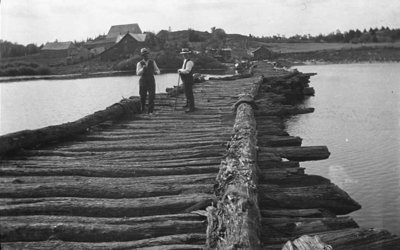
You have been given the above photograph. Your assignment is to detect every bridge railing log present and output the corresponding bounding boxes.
[0,97,141,157]
[206,76,263,249]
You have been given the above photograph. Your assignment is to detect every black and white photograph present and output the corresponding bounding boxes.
[1,0,399,249]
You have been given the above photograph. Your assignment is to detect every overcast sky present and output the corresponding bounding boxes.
[1,0,399,45]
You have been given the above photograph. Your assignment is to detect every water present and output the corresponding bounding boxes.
[0,74,179,135]
[286,63,400,235]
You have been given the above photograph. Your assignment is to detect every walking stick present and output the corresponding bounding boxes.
[174,73,180,110]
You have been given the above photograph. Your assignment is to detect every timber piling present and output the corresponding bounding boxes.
[1,62,399,249]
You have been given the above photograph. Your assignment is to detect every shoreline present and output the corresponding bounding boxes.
[1,60,398,83]
[0,68,228,83]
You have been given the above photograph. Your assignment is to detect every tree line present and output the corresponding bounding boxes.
[251,27,400,43]
[0,40,43,58]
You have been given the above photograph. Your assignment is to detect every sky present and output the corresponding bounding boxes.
[1,0,400,45]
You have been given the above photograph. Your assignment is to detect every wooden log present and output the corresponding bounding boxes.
[207,101,262,249]
[259,146,330,161]
[0,97,141,156]
[261,208,335,218]
[1,219,205,243]
[258,135,302,147]
[258,183,361,215]
[0,193,215,217]
[0,165,220,178]
[0,174,215,199]
[262,217,358,244]
[316,227,400,250]
[255,107,314,116]
[261,175,331,187]
[1,156,223,168]
[0,234,205,249]
[282,235,332,250]
[53,140,225,152]
[258,160,300,169]
[259,167,305,182]
[0,213,205,225]
[8,146,224,160]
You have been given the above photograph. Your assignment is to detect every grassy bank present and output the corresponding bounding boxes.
[1,42,399,78]
[0,61,51,76]
[276,46,400,64]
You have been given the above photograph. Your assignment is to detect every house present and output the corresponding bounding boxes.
[100,32,147,61]
[40,41,76,58]
[67,47,90,64]
[251,46,275,60]
[84,23,145,59]
[84,37,116,51]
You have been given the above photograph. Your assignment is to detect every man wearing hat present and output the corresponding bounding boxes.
[136,48,160,114]
[178,48,195,113]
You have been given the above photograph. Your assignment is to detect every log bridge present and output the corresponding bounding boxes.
[0,61,399,249]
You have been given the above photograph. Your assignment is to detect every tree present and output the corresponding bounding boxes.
[26,43,40,55]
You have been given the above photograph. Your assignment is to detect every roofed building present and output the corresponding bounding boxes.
[251,46,276,60]
[40,41,76,58]
[106,23,142,38]
[84,37,116,51]
[100,32,146,61]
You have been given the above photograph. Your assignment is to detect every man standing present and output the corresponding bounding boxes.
[178,48,195,113]
[136,48,160,114]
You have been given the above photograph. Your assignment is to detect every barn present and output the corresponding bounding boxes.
[251,46,276,60]
[106,23,142,38]
[100,33,146,61]
[40,41,76,58]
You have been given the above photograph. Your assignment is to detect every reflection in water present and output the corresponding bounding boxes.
[286,63,400,235]
[0,74,179,135]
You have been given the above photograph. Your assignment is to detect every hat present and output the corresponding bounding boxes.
[140,48,149,55]
[180,48,192,54]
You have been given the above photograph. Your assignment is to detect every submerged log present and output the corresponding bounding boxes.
[0,97,141,156]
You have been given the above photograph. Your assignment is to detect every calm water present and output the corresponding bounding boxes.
[0,74,179,135]
[287,63,400,235]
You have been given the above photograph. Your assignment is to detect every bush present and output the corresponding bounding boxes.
[4,68,19,76]
[0,62,51,76]
[19,66,36,75]
[113,55,141,71]
[193,54,226,70]
[155,50,182,69]
[36,66,51,75]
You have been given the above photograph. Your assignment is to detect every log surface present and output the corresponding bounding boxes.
[0,69,263,248]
